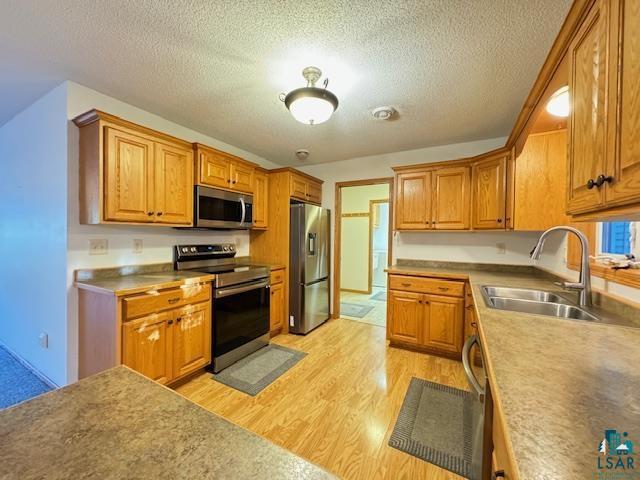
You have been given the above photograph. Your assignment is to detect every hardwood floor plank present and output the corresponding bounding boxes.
[174,318,466,479]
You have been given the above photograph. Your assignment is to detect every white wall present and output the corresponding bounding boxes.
[0,84,69,386]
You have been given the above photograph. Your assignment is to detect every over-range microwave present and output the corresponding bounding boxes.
[192,185,254,229]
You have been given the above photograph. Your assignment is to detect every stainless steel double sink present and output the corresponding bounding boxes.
[481,286,599,322]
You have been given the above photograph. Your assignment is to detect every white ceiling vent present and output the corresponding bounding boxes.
[372,106,396,120]
[295,149,310,161]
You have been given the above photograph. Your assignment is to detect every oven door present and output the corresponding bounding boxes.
[213,279,270,358]
[195,186,253,229]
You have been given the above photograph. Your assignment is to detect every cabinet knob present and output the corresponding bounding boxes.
[157,211,163,216]
[167,319,174,325]
[493,470,505,479]
[227,179,231,183]
[596,174,613,187]
[587,178,596,189]
[176,317,182,323]
[497,218,502,223]
[147,211,154,216]
[471,321,477,328]
[233,180,237,184]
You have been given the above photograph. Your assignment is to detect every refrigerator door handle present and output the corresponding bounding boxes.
[308,233,317,256]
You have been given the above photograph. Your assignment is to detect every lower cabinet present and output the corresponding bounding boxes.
[269,268,286,335]
[122,301,211,385]
[387,275,464,357]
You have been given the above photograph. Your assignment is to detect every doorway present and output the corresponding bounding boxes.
[334,178,393,328]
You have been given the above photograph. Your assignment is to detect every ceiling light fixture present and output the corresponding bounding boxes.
[546,86,570,117]
[280,66,339,125]
[372,106,396,120]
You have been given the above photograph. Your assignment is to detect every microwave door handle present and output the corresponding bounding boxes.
[240,197,246,225]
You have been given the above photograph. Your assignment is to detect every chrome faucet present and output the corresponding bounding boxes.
[530,226,592,307]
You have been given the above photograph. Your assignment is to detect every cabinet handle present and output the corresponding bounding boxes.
[167,298,180,304]
[595,174,613,187]
[157,211,163,216]
[401,282,411,287]
[497,218,502,224]
[147,211,154,216]
[493,470,505,479]
[233,180,237,184]
[176,317,182,323]
[471,321,477,327]
[419,300,423,304]
[438,287,449,291]
[167,319,174,325]
[424,300,430,305]
[465,305,473,310]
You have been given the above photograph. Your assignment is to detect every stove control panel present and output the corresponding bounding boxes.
[175,244,236,259]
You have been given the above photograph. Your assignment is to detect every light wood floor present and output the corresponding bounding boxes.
[175,318,467,479]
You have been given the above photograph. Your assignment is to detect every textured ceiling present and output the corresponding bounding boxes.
[0,0,572,166]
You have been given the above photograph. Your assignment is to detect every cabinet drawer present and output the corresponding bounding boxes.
[389,275,464,297]
[124,283,211,319]
[270,269,285,285]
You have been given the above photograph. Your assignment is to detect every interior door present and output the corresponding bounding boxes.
[432,166,470,230]
[567,0,609,213]
[472,156,506,229]
[396,171,431,229]
[154,141,193,225]
[304,204,329,283]
[104,127,155,222]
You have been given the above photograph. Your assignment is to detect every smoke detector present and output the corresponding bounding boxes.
[372,106,396,120]
[295,149,310,161]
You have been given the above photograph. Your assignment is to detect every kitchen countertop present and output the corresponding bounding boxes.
[0,366,334,480]
[388,262,640,479]
[75,270,215,296]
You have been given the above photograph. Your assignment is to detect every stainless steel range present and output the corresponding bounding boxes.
[174,244,270,373]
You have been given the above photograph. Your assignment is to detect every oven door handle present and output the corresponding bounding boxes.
[462,334,485,402]
[214,279,269,299]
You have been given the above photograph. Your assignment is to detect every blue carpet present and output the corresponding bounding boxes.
[0,346,52,409]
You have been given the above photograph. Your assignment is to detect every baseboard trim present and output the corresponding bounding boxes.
[0,340,59,388]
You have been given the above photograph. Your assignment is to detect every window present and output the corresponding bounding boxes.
[598,221,638,258]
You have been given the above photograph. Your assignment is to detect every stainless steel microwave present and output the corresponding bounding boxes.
[193,186,253,229]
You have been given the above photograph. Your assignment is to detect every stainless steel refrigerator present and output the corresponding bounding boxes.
[289,203,330,334]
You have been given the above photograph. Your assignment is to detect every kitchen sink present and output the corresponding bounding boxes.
[482,286,572,305]
[481,285,599,322]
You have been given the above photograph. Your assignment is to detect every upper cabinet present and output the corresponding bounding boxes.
[567,0,640,219]
[253,169,269,230]
[74,110,193,226]
[289,171,323,204]
[195,143,255,194]
[393,152,506,232]
[472,153,507,229]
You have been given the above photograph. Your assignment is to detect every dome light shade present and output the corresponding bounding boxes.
[546,86,570,117]
[282,67,339,125]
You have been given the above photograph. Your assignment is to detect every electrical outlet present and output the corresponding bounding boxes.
[133,239,143,254]
[496,242,506,255]
[89,239,108,255]
[38,333,48,349]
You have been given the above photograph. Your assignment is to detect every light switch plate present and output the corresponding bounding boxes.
[133,239,143,254]
[89,239,108,255]
[38,332,48,349]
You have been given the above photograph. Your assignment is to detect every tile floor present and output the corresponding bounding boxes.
[340,286,387,327]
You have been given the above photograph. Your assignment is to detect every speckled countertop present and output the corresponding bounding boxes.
[388,262,640,479]
[76,270,215,296]
[0,366,334,480]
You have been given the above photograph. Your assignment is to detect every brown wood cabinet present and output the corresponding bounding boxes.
[472,154,507,229]
[74,110,194,226]
[387,274,464,358]
[269,268,286,336]
[567,0,640,219]
[289,172,323,204]
[395,172,432,230]
[78,280,212,384]
[195,143,256,194]
[253,169,269,229]
[515,130,569,230]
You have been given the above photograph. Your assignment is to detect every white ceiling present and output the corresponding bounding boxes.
[0,1,572,166]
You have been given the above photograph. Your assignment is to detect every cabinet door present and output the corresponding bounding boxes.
[253,171,269,229]
[388,290,423,345]
[432,166,470,230]
[306,180,322,204]
[605,0,640,206]
[154,142,193,225]
[230,160,254,193]
[567,0,610,213]
[122,312,173,384]
[269,282,285,332]
[395,172,432,230]
[423,294,464,354]
[104,127,155,222]
[199,149,231,188]
[172,303,211,379]
[290,174,308,200]
[472,156,506,229]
